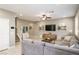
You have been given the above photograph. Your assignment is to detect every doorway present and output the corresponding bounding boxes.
[15,17,20,45]
[0,17,9,51]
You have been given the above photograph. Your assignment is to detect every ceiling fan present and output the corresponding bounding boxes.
[36,11,54,20]
[41,14,52,20]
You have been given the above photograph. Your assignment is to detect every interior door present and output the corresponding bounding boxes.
[0,17,9,50]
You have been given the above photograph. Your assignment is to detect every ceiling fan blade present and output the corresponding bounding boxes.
[47,16,52,18]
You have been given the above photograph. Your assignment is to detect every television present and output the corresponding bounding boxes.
[45,24,56,31]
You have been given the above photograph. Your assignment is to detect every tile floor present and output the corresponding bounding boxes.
[0,42,21,55]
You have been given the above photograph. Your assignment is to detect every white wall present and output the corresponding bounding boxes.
[9,17,15,46]
[16,17,75,40]
[16,19,34,40]
[0,9,16,47]
[75,9,79,37]
[33,17,75,39]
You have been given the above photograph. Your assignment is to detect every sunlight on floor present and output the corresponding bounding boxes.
[0,42,21,55]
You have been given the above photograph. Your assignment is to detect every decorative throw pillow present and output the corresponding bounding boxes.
[56,36,62,41]
[64,36,72,42]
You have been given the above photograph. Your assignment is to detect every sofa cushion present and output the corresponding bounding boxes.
[22,40,45,55]
[64,36,72,41]
[44,43,74,55]
[22,39,33,55]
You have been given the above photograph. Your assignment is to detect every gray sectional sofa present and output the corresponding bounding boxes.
[22,39,79,55]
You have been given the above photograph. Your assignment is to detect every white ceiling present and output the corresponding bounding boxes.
[0,4,78,21]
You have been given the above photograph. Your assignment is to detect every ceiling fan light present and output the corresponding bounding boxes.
[42,15,47,20]
[42,17,45,20]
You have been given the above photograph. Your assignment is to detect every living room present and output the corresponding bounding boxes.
[16,4,79,55]
[0,4,79,55]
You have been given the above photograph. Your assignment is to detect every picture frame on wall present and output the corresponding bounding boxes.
[22,26,28,33]
[39,25,44,31]
[29,26,32,30]
[58,26,66,30]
